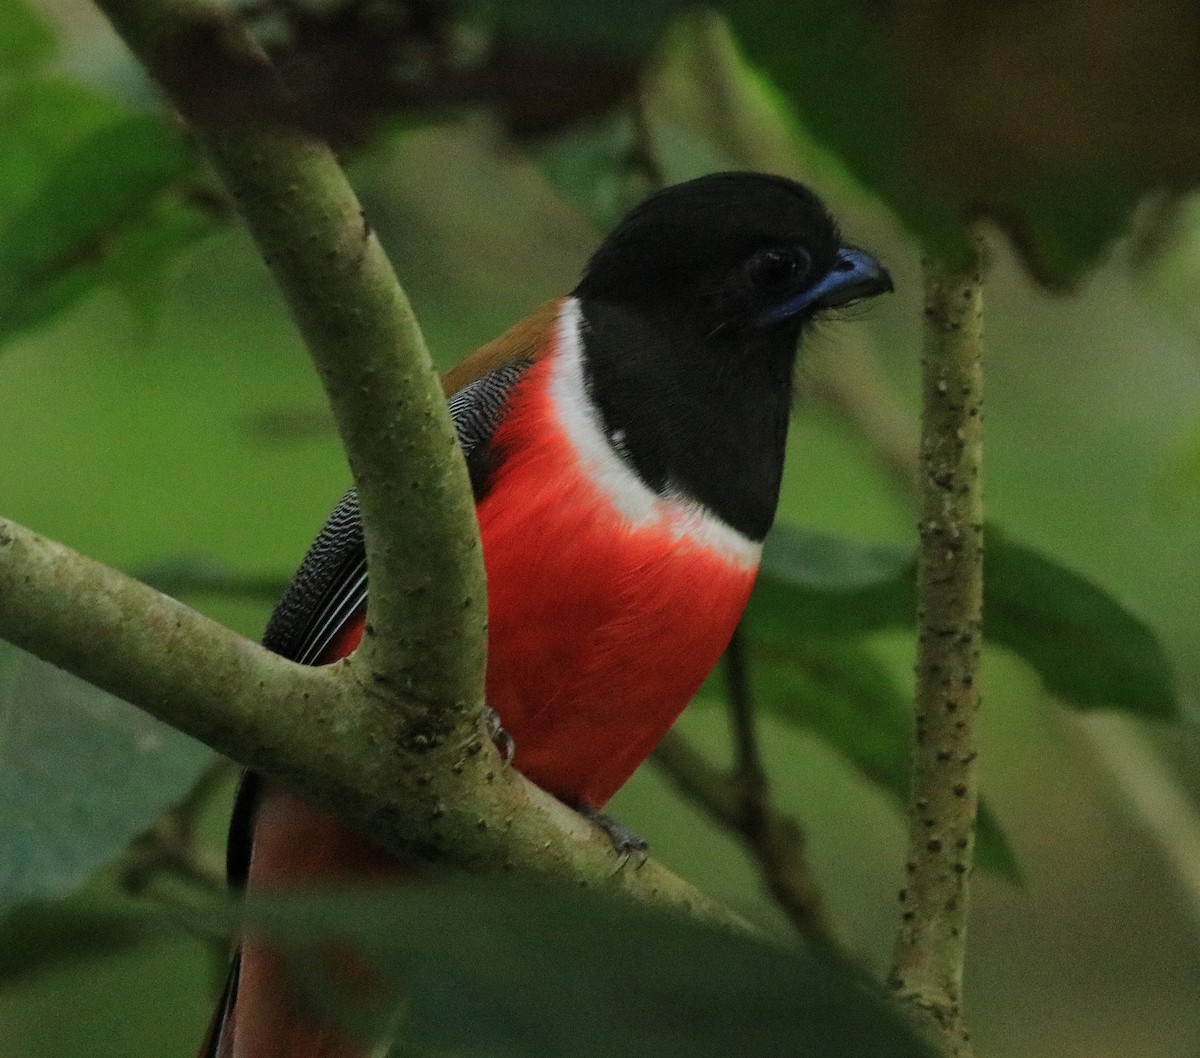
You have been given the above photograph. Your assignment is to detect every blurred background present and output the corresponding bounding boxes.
[2,1,1200,1056]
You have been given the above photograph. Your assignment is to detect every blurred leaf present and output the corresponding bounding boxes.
[1135,192,1200,328]
[526,15,832,228]
[748,523,1178,719]
[647,12,879,214]
[748,524,912,640]
[0,644,212,916]
[717,0,968,265]
[486,0,683,54]
[1162,417,1200,499]
[235,878,936,1058]
[0,0,56,73]
[0,78,126,221]
[0,113,215,347]
[492,0,1197,284]
[973,803,1016,885]
[735,641,1020,881]
[105,193,218,330]
[986,530,1177,720]
[486,0,957,258]
[993,167,1143,290]
[526,112,642,230]
[527,110,737,233]
[737,0,1200,284]
[0,901,149,984]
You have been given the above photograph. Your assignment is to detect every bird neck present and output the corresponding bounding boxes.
[565,296,797,543]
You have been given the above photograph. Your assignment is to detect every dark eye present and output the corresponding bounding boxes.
[744,247,809,292]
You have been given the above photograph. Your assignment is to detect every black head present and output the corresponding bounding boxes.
[575,171,890,340]
[570,172,892,542]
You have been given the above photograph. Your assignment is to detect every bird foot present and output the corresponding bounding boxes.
[574,802,649,867]
[483,707,515,765]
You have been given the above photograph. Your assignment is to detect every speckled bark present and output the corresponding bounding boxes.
[888,248,984,1058]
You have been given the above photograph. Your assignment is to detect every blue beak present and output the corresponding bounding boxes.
[756,246,892,326]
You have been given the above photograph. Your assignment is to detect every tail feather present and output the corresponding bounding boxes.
[200,786,414,1058]
[196,955,238,1058]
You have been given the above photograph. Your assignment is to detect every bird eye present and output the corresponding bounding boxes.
[744,248,809,293]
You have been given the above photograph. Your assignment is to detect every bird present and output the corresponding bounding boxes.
[200,170,892,1058]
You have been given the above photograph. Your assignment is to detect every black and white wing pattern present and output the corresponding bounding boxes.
[260,359,532,667]
[261,487,366,665]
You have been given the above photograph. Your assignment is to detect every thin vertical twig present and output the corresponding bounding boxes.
[723,626,845,947]
[652,730,845,952]
[724,626,767,814]
[888,245,985,1058]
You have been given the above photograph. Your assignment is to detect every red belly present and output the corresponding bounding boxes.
[477,355,756,808]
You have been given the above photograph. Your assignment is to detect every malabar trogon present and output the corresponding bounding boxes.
[201,171,892,1058]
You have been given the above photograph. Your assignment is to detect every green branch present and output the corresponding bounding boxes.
[97,0,486,717]
[888,247,985,1057]
[0,521,743,924]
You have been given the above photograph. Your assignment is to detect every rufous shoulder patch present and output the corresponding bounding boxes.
[440,298,562,397]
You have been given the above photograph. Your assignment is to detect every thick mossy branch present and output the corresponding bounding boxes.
[0,517,744,924]
[888,249,984,1058]
[97,0,486,717]
[0,518,357,800]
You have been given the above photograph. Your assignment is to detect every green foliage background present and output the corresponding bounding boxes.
[2,1,1200,1056]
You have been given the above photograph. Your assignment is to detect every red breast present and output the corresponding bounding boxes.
[476,297,758,807]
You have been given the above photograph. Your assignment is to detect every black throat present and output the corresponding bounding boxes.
[577,298,799,543]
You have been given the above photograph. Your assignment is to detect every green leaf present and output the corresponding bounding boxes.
[716,0,971,269]
[525,113,644,230]
[721,2,1166,284]
[0,644,212,915]
[235,879,937,1058]
[495,0,1162,284]
[748,523,1178,719]
[751,641,910,795]
[0,78,126,222]
[648,12,880,212]
[0,901,150,984]
[0,112,215,347]
[749,524,912,641]
[990,167,1143,290]
[0,0,57,73]
[985,528,1177,719]
[738,641,1021,882]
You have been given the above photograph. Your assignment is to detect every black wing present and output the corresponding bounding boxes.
[261,487,366,664]
[260,359,532,666]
